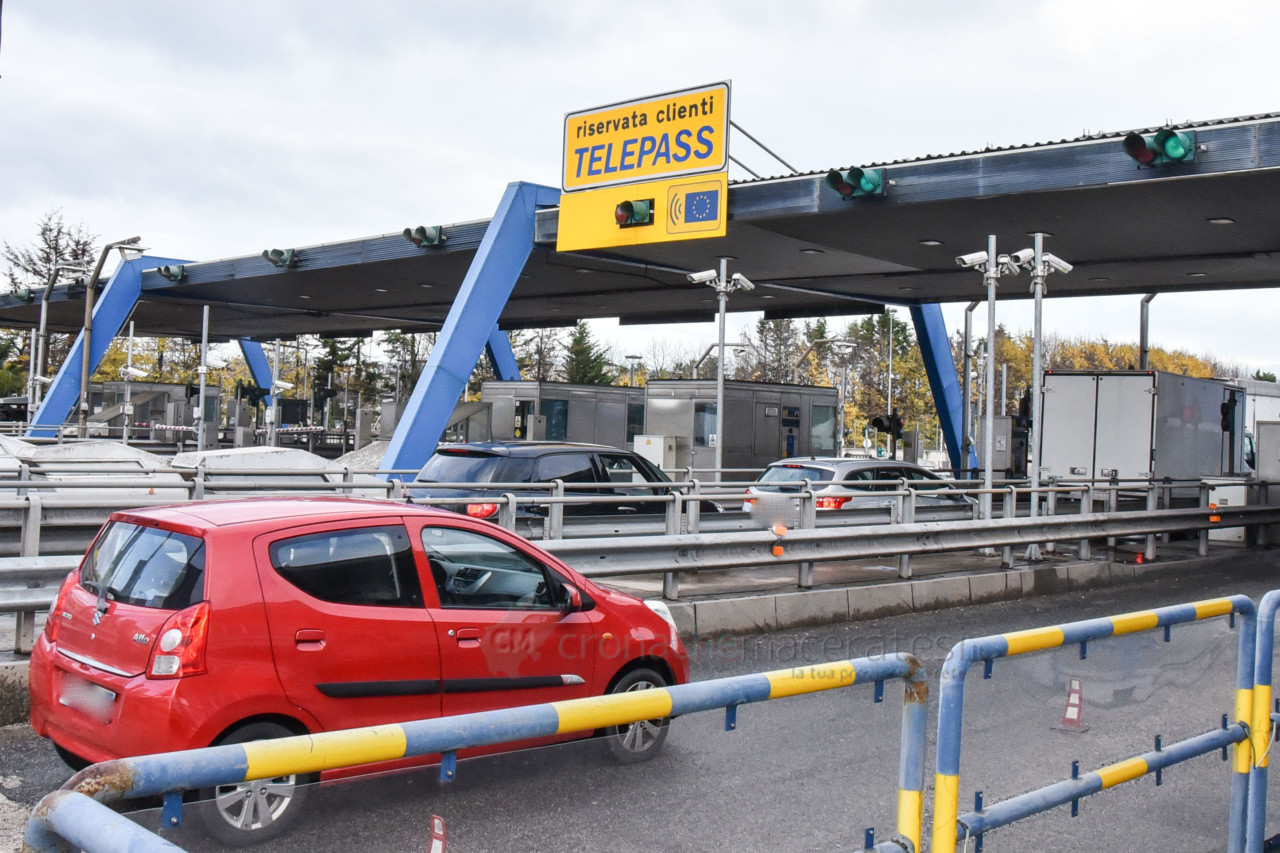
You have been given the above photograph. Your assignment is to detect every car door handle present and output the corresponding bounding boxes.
[453,627,481,647]
[295,629,326,650]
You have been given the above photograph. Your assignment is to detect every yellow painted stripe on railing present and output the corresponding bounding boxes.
[896,788,923,850]
[1193,598,1235,620]
[1110,610,1160,635]
[1095,756,1149,789]
[931,773,960,851]
[1235,687,1255,774]
[242,724,407,779]
[552,689,674,735]
[1253,684,1273,769]
[1003,626,1065,656]
[765,663,858,698]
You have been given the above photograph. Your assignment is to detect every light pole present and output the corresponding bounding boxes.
[1008,235,1072,559]
[956,239,1021,522]
[693,341,744,379]
[791,337,850,384]
[687,262,755,480]
[625,354,642,387]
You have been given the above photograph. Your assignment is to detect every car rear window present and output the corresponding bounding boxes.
[270,525,423,608]
[759,465,835,484]
[417,452,535,485]
[80,521,206,610]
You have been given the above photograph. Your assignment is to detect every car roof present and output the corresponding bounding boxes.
[111,496,452,532]
[766,457,930,471]
[434,441,628,458]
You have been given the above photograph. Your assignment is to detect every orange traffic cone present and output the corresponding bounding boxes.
[1054,678,1089,733]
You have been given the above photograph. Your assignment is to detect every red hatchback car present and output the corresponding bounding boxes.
[29,497,688,845]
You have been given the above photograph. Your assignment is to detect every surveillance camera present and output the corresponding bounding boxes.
[730,272,755,291]
[272,380,294,392]
[686,269,718,284]
[1043,254,1073,274]
[955,251,989,269]
[205,357,229,370]
[1008,248,1036,267]
[122,366,149,380]
[32,375,52,385]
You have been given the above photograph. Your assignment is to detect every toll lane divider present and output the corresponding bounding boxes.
[931,595,1257,853]
[25,655,928,853]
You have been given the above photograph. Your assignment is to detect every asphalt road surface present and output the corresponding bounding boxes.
[6,558,1280,852]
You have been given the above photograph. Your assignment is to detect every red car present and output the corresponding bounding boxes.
[29,497,687,845]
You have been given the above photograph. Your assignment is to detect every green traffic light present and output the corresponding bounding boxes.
[827,167,885,198]
[1153,128,1194,162]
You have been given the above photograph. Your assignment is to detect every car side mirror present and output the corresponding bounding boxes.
[559,583,583,613]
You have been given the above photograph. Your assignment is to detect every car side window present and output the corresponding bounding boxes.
[420,526,556,610]
[270,525,423,608]
[844,469,878,486]
[599,453,664,495]
[534,453,596,484]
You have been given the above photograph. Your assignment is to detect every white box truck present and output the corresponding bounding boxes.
[1038,370,1247,485]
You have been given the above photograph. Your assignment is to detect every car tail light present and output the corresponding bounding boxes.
[815,496,851,510]
[43,571,78,644]
[742,498,756,506]
[466,503,499,519]
[148,601,210,679]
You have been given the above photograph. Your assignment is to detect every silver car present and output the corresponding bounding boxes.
[745,456,975,524]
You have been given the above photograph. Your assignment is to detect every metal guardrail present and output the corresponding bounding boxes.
[24,654,929,853]
[931,595,1258,853]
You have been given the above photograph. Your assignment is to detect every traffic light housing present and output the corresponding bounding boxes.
[869,411,903,439]
[262,248,299,269]
[403,225,445,247]
[1122,128,1196,166]
[825,167,885,198]
[235,379,270,407]
[313,387,338,410]
[12,288,32,303]
[614,199,653,228]
[157,265,186,282]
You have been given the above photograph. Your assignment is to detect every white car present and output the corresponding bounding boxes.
[745,457,975,523]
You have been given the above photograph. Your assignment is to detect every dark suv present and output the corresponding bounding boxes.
[410,441,688,521]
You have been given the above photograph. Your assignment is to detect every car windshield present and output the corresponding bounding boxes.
[417,452,535,485]
[758,465,835,487]
[80,521,206,610]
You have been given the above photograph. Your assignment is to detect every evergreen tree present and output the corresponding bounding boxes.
[562,321,614,384]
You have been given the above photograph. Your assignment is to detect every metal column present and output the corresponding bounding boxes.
[27,255,188,438]
[910,302,969,472]
[382,182,559,478]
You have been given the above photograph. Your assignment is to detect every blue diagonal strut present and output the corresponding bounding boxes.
[27,255,189,438]
[909,303,971,471]
[382,182,558,478]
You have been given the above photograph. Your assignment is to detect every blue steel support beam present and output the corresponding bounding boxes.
[485,324,522,381]
[909,303,970,471]
[382,182,558,478]
[237,338,276,405]
[27,255,188,438]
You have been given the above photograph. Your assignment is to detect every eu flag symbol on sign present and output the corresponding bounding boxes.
[684,190,719,223]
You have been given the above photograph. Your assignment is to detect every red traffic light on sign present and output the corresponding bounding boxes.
[614,199,654,228]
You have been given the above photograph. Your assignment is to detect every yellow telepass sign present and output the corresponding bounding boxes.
[562,82,730,192]
[556,172,727,252]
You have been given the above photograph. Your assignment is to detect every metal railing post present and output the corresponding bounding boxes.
[1044,477,1058,555]
[1145,482,1159,561]
[498,493,517,532]
[686,479,702,534]
[898,485,915,579]
[1200,482,1212,557]
[547,480,565,540]
[1078,485,1092,560]
[1247,590,1280,851]
[1001,486,1016,568]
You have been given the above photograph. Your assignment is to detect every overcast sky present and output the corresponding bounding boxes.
[5,1,1280,373]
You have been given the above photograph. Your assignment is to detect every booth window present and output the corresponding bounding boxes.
[693,402,717,447]
[541,399,568,441]
[626,402,645,444]
[811,405,837,452]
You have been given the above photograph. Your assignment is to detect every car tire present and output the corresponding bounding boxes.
[53,743,90,771]
[604,667,670,764]
[195,722,313,847]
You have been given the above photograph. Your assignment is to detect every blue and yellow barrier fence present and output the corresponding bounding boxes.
[1247,590,1280,851]
[931,595,1257,853]
[25,654,928,853]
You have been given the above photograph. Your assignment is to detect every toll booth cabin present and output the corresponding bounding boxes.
[643,380,839,474]
[481,382,645,446]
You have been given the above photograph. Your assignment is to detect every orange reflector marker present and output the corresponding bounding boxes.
[1209,502,1221,523]
[771,523,787,557]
